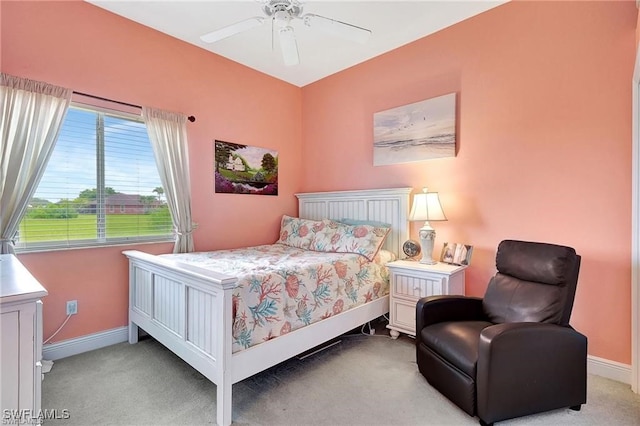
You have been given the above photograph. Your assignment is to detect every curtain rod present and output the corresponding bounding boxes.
[73,91,196,122]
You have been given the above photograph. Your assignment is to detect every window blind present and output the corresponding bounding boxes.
[16,104,173,251]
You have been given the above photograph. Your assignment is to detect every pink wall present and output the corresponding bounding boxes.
[1,0,637,366]
[301,1,636,363]
[637,5,640,48]
[1,1,302,342]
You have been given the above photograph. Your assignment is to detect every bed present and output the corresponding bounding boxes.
[123,187,411,425]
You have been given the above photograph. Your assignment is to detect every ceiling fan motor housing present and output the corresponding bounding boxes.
[263,0,303,19]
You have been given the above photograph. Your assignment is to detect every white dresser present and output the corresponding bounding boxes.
[1,254,48,421]
[386,260,465,338]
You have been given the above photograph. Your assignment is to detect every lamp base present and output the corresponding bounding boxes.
[418,224,437,265]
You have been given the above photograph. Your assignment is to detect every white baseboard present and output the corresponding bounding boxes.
[42,326,128,361]
[588,355,632,385]
[41,326,633,387]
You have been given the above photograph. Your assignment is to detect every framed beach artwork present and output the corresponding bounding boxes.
[373,93,456,166]
[214,140,278,195]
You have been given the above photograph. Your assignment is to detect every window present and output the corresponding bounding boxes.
[16,104,173,251]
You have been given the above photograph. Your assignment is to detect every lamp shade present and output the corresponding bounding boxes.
[409,188,446,222]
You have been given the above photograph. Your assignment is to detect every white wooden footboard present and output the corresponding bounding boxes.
[126,249,389,425]
[124,250,236,426]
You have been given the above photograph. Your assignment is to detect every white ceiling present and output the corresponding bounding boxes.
[87,1,507,87]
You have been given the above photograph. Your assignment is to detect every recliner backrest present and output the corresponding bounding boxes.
[482,240,581,326]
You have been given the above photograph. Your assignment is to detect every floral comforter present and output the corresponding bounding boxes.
[164,244,392,353]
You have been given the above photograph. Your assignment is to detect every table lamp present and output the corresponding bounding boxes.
[409,187,447,264]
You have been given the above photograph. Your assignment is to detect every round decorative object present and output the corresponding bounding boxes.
[402,239,421,258]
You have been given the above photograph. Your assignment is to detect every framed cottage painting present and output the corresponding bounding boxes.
[373,93,456,166]
[214,140,278,195]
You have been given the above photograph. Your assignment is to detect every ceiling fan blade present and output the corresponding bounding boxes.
[279,26,299,66]
[200,17,265,43]
[302,14,371,44]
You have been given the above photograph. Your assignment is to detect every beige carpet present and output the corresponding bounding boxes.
[42,325,640,425]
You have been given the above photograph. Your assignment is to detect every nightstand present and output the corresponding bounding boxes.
[386,260,466,338]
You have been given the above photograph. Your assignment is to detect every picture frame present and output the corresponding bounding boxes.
[214,140,278,196]
[373,92,456,166]
[440,242,473,266]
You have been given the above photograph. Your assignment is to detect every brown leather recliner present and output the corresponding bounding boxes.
[416,240,587,425]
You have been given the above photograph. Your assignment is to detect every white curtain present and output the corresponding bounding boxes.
[0,74,71,254]
[142,107,194,253]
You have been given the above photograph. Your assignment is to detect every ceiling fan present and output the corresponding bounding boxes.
[199,0,372,66]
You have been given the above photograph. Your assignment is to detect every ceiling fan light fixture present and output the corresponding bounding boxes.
[279,25,299,66]
[273,10,291,28]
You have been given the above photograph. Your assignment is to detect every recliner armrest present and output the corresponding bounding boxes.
[478,322,587,358]
[476,322,588,424]
[416,295,485,335]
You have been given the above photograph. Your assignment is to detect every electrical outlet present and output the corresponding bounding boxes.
[66,300,78,315]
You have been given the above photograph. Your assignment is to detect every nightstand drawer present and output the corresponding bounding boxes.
[386,261,466,338]
[392,272,447,299]
[390,299,417,336]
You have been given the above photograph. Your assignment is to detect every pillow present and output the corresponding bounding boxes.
[376,249,398,264]
[275,215,326,249]
[310,219,390,261]
[339,218,392,228]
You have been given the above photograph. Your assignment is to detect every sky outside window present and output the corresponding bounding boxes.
[34,107,162,203]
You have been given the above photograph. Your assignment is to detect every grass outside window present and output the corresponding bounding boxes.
[19,213,173,243]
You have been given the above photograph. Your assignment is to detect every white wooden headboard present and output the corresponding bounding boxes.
[296,187,412,257]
